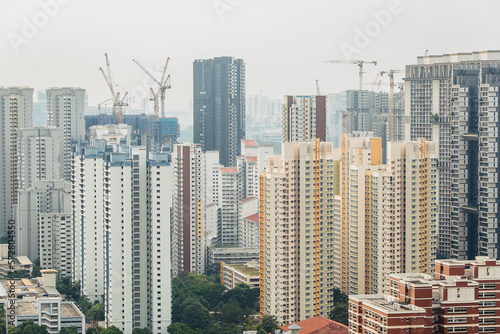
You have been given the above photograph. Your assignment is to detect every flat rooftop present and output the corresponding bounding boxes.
[0,277,60,298]
[229,264,259,276]
[351,295,426,314]
[16,301,83,318]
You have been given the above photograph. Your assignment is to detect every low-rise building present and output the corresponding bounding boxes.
[209,247,259,265]
[220,261,259,289]
[0,245,33,278]
[1,269,85,334]
[280,316,348,334]
[349,257,500,334]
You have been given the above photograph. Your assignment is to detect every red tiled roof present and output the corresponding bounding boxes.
[244,213,259,223]
[280,316,348,334]
[220,167,238,173]
[245,156,258,161]
[240,196,257,203]
[242,139,257,146]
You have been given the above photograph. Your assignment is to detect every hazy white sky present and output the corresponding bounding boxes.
[1,0,500,113]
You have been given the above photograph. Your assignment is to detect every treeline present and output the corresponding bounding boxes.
[169,271,278,334]
[328,288,349,326]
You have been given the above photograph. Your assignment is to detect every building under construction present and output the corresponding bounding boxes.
[84,114,179,155]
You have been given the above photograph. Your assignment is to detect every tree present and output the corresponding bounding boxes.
[333,288,348,304]
[76,295,93,316]
[329,302,348,326]
[102,326,123,334]
[60,327,79,334]
[132,328,150,334]
[0,307,5,334]
[8,320,48,334]
[217,298,243,325]
[260,315,279,334]
[86,327,104,334]
[242,318,258,331]
[56,276,81,300]
[87,303,105,327]
[180,298,212,330]
[31,265,42,278]
[167,323,195,334]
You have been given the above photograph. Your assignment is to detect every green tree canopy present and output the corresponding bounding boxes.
[329,302,348,326]
[102,326,123,334]
[167,323,195,334]
[180,297,212,330]
[132,328,150,334]
[60,326,79,334]
[76,295,93,316]
[87,303,105,327]
[260,315,279,334]
[56,276,81,300]
[8,320,48,334]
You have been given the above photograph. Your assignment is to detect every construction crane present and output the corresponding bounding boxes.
[97,99,112,116]
[149,88,159,116]
[325,59,377,90]
[380,69,404,141]
[316,79,321,95]
[98,53,128,124]
[132,58,171,118]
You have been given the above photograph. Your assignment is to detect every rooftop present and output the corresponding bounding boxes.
[220,167,238,173]
[240,196,257,203]
[16,301,83,318]
[228,263,259,276]
[281,316,348,334]
[245,156,258,161]
[244,213,259,223]
[350,294,426,314]
[242,139,257,146]
[0,276,59,299]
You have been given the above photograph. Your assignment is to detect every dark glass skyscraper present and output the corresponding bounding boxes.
[193,57,245,166]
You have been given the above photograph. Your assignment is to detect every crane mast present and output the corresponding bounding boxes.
[380,69,404,141]
[132,58,172,118]
[99,53,128,124]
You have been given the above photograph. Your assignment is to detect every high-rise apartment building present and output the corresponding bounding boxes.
[73,143,107,303]
[405,50,500,259]
[237,139,274,199]
[260,140,339,324]
[345,90,376,134]
[238,197,258,248]
[171,144,221,276]
[281,95,327,142]
[350,257,500,334]
[193,57,245,166]
[73,141,172,333]
[18,127,61,189]
[0,87,33,236]
[47,87,85,181]
[15,127,63,263]
[16,180,72,275]
[218,167,243,246]
[336,136,437,295]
